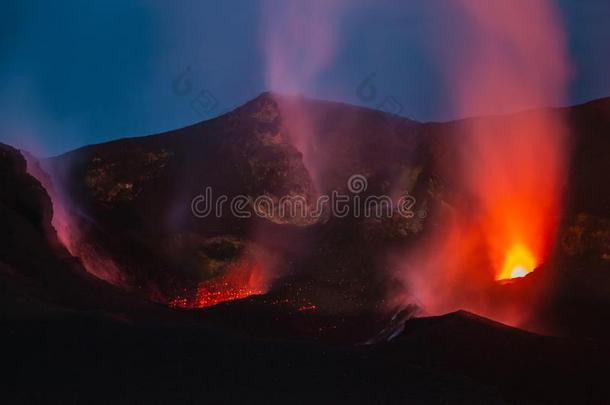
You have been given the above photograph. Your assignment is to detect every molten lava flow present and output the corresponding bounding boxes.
[169,258,268,309]
[499,244,536,280]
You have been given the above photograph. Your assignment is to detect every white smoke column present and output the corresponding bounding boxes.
[262,0,349,190]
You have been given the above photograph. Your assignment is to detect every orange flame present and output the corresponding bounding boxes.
[498,244,536,280]
[396,0,568,327]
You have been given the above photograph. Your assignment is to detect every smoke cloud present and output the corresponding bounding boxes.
[261,0,350,190]
[397,0,570,326]
[25,157,124,286]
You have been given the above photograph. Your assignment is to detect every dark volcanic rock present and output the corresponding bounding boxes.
[380,310,610,403]
[0,146,509,404]
[0,143,175,322]
[2,93,610,403]
[0,144,55,248]
[45,93,429,310]
[0,144,63,280]
[39,94,610,337]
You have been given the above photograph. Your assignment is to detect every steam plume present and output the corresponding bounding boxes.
[398,0,570,326]
[262,0,349,189]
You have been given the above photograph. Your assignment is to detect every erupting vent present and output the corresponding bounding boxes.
[169,259,267,309]
[498,244,536,280]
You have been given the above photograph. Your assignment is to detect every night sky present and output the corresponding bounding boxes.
[1,0,609,156]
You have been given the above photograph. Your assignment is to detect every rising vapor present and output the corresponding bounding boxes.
[398,0,570,326]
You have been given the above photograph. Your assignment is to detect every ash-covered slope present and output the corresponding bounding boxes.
[2,116,610,402]
[45,92,429,311]
[382,310,610,403]
[0,144,508,404]
[0,143,178,323]
[43,93,610,335]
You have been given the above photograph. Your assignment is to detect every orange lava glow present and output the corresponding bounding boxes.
[498,244,536,280]
[169,258,268,309]
[297,304,318,312]
[396,0,568,328]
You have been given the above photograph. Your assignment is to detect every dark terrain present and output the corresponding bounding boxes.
[1,94,609,403]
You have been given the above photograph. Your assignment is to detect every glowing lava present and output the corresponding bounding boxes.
[169,258,268,309]
[498,244,536,280]
[393,0,568,326]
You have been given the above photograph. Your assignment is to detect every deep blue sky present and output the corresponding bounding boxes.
[1,0,609,156]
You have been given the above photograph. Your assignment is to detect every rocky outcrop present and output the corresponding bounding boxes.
[38,94,610,324]
[0,143,173,321]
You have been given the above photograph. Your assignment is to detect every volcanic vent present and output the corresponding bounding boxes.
[36,91,610,339]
